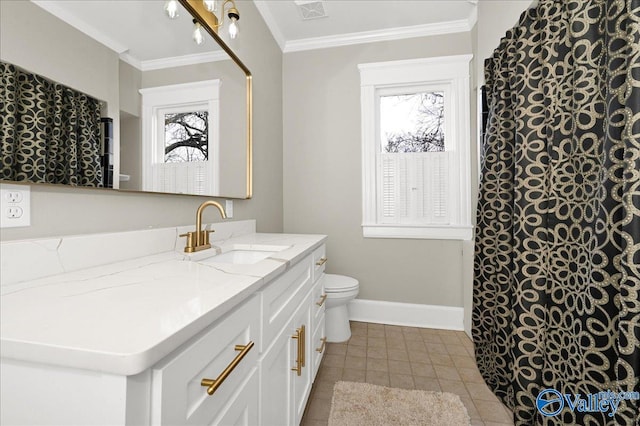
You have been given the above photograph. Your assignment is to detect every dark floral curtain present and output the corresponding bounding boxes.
[473,0,639,425]
[0,61,103,186]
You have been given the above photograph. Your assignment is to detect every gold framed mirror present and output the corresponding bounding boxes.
[0,0,252,199]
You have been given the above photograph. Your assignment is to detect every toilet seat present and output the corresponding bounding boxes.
[323,274,359,293]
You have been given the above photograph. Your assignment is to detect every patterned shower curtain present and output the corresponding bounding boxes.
[0,61,104,186]
[473,0,639,425]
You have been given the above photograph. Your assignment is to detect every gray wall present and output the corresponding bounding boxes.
[0,0,283,240]
[282,33,473,307]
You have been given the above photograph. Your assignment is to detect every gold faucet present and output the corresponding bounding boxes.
[181,200,227,253]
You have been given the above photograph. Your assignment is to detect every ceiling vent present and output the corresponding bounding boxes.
[293,0,327,20]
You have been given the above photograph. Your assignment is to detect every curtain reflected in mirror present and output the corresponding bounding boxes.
[1,61,107,187]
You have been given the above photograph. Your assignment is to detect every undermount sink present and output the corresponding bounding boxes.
[201,244,290,265]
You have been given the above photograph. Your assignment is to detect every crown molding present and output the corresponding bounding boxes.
[283,18,473,53]
[252,0,286,51]
[137,51,230,71]
[30,0,128,54]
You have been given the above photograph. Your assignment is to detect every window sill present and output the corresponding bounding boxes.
[362,224,473,240]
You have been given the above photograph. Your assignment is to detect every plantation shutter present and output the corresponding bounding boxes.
[378,152,450,225]
[150,161,212,195]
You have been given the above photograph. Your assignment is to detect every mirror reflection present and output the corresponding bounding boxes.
[0,0,251,199]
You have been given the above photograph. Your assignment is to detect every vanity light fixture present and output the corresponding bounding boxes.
[167,0,241,41]
[192,19,206,45]
[205,0,240,40]
[164,0,179,19]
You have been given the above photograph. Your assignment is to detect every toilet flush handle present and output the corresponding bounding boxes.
[316,257,327,266]
[316,294,328,307]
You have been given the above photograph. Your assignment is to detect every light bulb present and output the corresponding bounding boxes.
[193,22,205,45]
[164,0,179,19]
[203,0,217,13]
[228,17,239,39]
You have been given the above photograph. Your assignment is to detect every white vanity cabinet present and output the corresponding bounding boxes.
[0,235,327,426]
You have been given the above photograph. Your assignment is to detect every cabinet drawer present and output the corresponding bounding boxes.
[311,245,326,282]
[261,257,312,352]
[311,312,326,380]
[151,295,260,426]
[310,273,326,331]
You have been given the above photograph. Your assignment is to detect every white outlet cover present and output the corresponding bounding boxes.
[0,183,31,228]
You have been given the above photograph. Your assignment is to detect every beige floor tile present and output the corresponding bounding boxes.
[341,368,366,383]
[344,355,366,370]
[388,360,412,375]
[438,379,471,399]
[405,339,427,352]
[408,350,431,363]
[410,362,436,378]
[305,397,332,421]
[365,371,390,386]
[389,374,415,389]
[413,376,442,391]
[346,345,366,357]
[301,419,329,426]
[451,355,477,369]
[366,358,388,372]
[321,354,345,368]
[318,366,343,382]
[366,346,387,359]
[435,365,462,381]
[325,343,347,356]
[385,334,405,346]
[348,336,367,346]
[429,353,455,367]
[475,400,514,423]
[426,342,449,355]
[303,322,512,426]
[459,396,481,420]
[447,344,470,356]
[367,328,385,338]
[466,382,501,402]
[458,367,485,383]
[367,337,386,348]
[440,333,464,345]
[387,348,410,361]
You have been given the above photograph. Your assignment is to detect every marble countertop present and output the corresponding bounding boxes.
[0,230,326,376]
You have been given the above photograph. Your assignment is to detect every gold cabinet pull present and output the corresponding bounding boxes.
[201,341,254,395]
[316,294,328,307]
[291,326,303,376]
[316,337,327,353]
[301,324,306,368]
[315,257,327,266]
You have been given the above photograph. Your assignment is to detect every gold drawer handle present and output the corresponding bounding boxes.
[201,341,254,395]
[316,337,327,353]
[291,325,306,376]
[315,257,327,266]
[316,294,328,307]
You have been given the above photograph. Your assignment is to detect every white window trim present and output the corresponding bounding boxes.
[359,55,473,240]
[140,80,220,194]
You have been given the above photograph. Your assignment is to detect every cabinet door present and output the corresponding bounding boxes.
[212,368,259,426]
[259,321,294,426]
[291,300,312,426]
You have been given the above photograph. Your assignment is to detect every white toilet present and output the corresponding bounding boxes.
[323,273,359,342]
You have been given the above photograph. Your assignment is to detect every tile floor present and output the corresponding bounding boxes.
[301,321,514,426]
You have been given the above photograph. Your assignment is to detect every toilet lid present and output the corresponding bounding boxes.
[323,274,359,293]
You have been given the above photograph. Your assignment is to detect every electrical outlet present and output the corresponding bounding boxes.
[0,183,30,228]
[225,200,234,218]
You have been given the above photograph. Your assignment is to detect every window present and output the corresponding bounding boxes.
[140,80,220,195]
[359,55,473,240]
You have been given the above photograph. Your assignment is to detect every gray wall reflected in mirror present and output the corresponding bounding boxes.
[0,0,251,199]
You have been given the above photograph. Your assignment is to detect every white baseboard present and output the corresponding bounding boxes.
[348,299,464,331]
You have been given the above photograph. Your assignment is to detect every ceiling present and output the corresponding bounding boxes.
[253,0,478,52]
[30,0,477,67]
